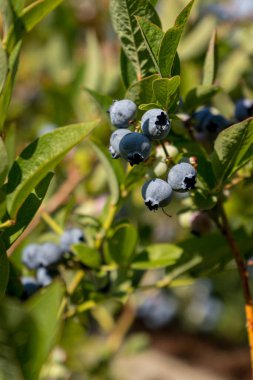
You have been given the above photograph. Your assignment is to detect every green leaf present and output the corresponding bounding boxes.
[5,0,63,53]
[152,76,180,110]
[0,299,40,380]
[203,29,217,86]
[123,164,147,192]
[191,188,217,211]
[2,172,54,248]
[149,0,158,6]
[131,243,183,269]
[120,48,137,88]
[0,137,8,186]
[105,223,138,265]
[125,74,159,106]
[136,16,164,74]
[0,42,21,132]
[0,240,9,299]
[158,0,194,77]
[0,0,24,35]
[5,121,98,219]
[25,282,64,379]
[89,140,124,205]
[184,84,220,112]
[139,102,160,111]
[211,119,253,188]
[71,244,101,269]
[85,88,113,116]
[110,0,161,80]
[0,44,8,94]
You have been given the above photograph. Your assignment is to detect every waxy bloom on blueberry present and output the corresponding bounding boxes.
[168,162,196,192]
[142,178,173,211]
[60,227,85,252]
[22,243,41,270]
[109,129,131,159]
[141,108,170,140]
[119,132,151,166]
[109,99,137,128]
[39,242,64,267]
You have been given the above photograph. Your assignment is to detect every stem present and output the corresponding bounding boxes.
[40,211,63,235]
[214,200,253,376]
[0,219,15,230]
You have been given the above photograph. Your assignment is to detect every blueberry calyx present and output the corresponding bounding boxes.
[145,200,159,211]
[184,176,196,190]
[127,152,144,166]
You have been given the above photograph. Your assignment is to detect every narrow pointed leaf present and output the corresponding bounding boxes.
[25,282,64,379]
[110,0,161,80]
[158,0,194,77]
[0,44,8,94]
[2,172,54,248]
[5,121,98,219]
[136,16,164,74]
[203,29,218,85]
[211,119,253,188]
[5,0,63,53]
[0,241,9,299]
[0,137,8,186]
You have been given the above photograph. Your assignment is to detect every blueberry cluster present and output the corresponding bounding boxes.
[108,100,170,166]
[21,227,85,297]
[108,99,197,211]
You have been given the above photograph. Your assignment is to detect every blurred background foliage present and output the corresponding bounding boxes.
[3,0,253,379]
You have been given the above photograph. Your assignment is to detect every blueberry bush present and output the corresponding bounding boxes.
[1,0,253,378]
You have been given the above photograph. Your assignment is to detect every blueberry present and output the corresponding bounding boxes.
[119,132,152,166]
[141,109,170,140]
[21,276,40,296]
[39,242,64,267]
[22,243,41,270]
[60,227,85,252]
[109,99,137,128]
[235,99,253,121]
[191,107,229,141]
[190,212,212,236]
[168,162,197,192]
[142,178,173,211]
[109,129,131,159]
[36,267,55,287]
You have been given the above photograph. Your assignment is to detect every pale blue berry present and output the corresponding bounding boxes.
[36,267,54,287]
[39,242,64,267]
[109,99,137,128]
[142,178,173,211]
[22,243,41,270]
[109,129,131,159]
[168,162,196,192]
[141,109,170,140]
[119,132,152,166]
[60,228,85,252]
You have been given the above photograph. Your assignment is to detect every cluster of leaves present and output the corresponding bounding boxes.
[0,0,253,378]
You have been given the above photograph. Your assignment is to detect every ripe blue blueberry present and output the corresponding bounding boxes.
[168,162,197,192]
[60,227,85,252]
[235,99,253,121]
[141,178,173,211]
[109,129,131,159]
[22,243,41,269]
[141,109,170,140]
[36,267,55,287]
[191,107,229,141]
[21,276,40,296]
[39,242,64,267]
[119,132,151,166]
[109,99,137,128]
